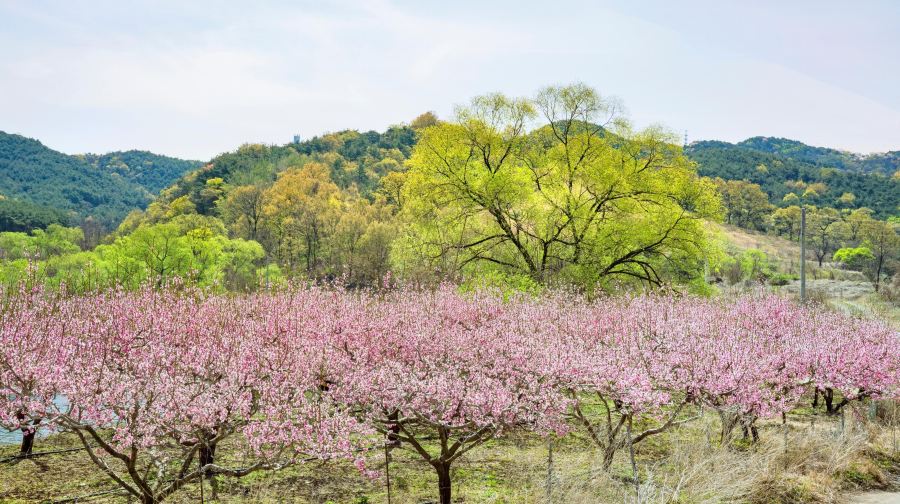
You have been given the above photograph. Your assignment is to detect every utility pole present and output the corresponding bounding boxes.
[800,206,806,303]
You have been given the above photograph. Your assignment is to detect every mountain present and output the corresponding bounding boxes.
[736,136,900,176]
[686,138,899,218]
[79,150,202,196]
[0,131,200,232]
[152,126,417,216]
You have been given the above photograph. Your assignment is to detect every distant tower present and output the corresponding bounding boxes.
[292,134,302,144]
[683,130,689,148]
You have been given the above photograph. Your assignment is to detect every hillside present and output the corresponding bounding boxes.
[152,125,417,216]
[686,139,899,218]
[79,150,202,196]
[0,132,199,232]
[738,136,900,176]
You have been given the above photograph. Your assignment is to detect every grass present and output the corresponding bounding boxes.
[714,222,900,328]
[2,400,898,503]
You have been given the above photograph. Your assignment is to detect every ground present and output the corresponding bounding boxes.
[2,401,898,503]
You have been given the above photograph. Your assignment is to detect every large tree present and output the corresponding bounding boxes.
[860,219,899,292]
[806,207,848,267]
[715,179,773,230]
[398,84,720,287]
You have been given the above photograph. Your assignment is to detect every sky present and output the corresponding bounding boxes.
[1,0,899,160]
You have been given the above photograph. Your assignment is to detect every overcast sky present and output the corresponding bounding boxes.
[2,0,899,160]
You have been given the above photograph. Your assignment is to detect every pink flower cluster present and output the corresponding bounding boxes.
[1,284,897,501]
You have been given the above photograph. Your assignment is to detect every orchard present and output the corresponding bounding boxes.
[1,283,898,504]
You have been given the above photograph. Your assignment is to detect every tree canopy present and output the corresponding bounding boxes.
[396,84,721,288]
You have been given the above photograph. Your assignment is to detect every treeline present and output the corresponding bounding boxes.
[78,150,202,196]
[712,176,899,291]
[687,139,899,218]
[737,136,900,176]
[5,87,898,294]
[0,87,725,293]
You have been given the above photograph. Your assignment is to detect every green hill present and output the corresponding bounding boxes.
[686,139,899,218]
[153,126,417,216]
[737,136,900,175]
[0,132,200,232]
[79,150,202,196]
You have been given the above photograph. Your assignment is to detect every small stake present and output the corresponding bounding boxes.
[545,437,554,504]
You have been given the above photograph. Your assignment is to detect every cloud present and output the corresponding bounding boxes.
[0,0,898,159]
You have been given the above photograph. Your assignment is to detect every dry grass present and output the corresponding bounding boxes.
[2,404,897,503]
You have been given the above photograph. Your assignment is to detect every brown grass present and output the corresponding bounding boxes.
[1,403,897,503]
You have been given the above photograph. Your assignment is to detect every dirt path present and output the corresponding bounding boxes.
[849,492,900,504]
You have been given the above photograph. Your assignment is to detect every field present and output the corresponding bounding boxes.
[2,402,899,503]
[714,223,900,327]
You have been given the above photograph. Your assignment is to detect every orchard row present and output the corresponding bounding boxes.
[1,285,897,503]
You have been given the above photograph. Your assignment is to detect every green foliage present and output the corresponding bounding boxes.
[0,131,197,232]
[714,179,772,230]
[768,272,797,286]
[399,85,721,289]
[687,139,899,218]
[737,136,899,176]
[157,127,418,217]
[833,246,875,271]
[0,198,69,232]
[0,224,83,260]
[0,218,264,292]
[80,150,201,195]
[717,248,774,284]
[458,269,544,298]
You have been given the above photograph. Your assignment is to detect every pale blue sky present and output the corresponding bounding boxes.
[1,0,899,160]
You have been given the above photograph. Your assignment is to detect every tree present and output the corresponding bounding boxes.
[217,184,267,241]
[845,207,876,243]
[837,192,856,208]
[1,287,363,502]
[860,220,900,291]
[410,111,439,130]
[715,179,773,230]
[263,163,341,275]
[338,288,569,504]
[782,192,800,205]
[806,207,848,267]
[769,205,802,240]
[833,246,874,271]
[399,84,720,288]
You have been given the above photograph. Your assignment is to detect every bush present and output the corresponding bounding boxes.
[769,273,797,286]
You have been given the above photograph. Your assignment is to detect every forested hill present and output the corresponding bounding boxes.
[79,150,202,196]
[151,125,418,216]
[737,137,900,175]
[0,131,200,232]
[686,139,899,218]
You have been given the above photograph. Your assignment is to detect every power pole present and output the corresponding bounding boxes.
[800,206,806,303]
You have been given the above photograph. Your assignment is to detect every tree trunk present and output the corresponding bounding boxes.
[824,388,833,415]
[199,441,217,479]
[741,419,759,443]
[19,427,36,457]
[18,417,39,457]
[386,410,401,447]
[875,256,884,292]
[718,409,739,445]
[812,388,819,408]
[601,444,616,471]
[433,461,452,504]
